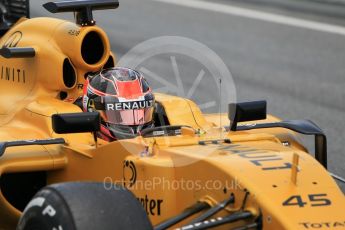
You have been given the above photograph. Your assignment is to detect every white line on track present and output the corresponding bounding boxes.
[153,0,345,36]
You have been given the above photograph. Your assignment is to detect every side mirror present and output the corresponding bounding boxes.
[52,112,100,134]
[228,101,267,131]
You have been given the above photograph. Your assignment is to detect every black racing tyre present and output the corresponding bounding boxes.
[17,182,153,230]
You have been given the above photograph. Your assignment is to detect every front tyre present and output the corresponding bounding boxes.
[17,182,152,230]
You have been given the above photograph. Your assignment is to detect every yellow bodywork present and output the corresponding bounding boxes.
[0,16,344,230]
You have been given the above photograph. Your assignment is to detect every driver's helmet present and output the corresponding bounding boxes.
[83,67,155,141]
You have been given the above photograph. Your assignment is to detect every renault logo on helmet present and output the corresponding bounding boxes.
[106,100,154,111]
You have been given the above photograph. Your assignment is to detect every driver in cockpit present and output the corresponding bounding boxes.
[82,67,155,141]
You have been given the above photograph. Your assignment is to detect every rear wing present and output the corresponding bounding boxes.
[0,0,30,35]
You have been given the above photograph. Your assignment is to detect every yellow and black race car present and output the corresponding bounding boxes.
[0,0,344,229]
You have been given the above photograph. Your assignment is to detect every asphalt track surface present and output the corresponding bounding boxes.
[31,0,345,190]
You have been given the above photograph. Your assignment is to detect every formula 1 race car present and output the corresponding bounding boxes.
[0,0,344,229]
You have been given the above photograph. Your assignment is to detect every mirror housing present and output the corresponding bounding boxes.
[228,101,267,131]
[52,112,100,134]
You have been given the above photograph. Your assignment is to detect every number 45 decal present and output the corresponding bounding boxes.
[282,194,331,207]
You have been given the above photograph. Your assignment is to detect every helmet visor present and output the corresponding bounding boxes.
[102,107,153,126]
